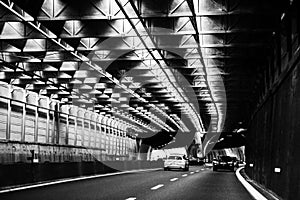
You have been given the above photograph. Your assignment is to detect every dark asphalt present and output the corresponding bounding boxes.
[0,166,253,200]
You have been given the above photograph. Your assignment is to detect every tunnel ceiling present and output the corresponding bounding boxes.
[0,0,287,148]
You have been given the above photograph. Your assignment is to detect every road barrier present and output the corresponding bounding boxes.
[0,160,163,188]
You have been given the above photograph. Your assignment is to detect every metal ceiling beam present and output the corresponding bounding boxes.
[114,0,199,132]
[186,0,221,133]
[0,0,278,23]
[0,0,175,133]
[0,10,276,22]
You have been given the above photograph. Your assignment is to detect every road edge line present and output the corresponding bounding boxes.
[235,167,268,200]
[0,168,162,194]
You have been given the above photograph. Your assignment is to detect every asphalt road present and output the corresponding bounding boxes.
[0,166,253,200]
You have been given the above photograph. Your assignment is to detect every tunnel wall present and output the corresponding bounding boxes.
[0,158,163,188]
[0,139,161,189]
[245,3,300,199]
[0,83,162,189]
[245,63,300,199]
[0,83,139,164]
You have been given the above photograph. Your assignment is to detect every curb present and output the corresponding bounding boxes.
[236,167,268,200]
[0,168,162,194]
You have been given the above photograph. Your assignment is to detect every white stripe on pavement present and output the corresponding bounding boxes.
[235,167,267,200]
[170,178,178,182]
[125,197,137,200]
[195,170,200,172]
[182,174,188,177]
[190,172,194,174]
[0,168,161,194]
[151,184,164,190]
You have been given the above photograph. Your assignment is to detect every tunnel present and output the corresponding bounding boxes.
[0,0,299,199]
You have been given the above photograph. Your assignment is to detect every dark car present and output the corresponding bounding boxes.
[213,156,235,172]
[189,157,205,166]
[231,157,240,167]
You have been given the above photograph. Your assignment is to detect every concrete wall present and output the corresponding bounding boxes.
[245,2,300,199]
[0,84,157,188]
[246,61,300,200]
[0,140,163,188]
[0,84,139,163]
[0,160,163,188]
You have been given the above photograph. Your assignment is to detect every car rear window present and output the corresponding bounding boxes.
[219,156,233,162]
[168,156,182,160]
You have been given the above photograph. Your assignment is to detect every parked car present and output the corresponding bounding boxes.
[213,156,235,172]
[164,154,189,171]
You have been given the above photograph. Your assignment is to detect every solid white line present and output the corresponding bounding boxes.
[235,167,267,200]
[170,178,178,182]
[151,184,164,190]
[190,172,194,174]
[0,168,162,194]
[182,174,188,177]
[125,197,137,200]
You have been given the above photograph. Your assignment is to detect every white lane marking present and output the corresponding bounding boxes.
[201,168,205,171]
[236,167,268,200]
[182,174,188,177]
[190,172,194,174]
[125,197,137,200]
[195,170,200,173]
[0,168,161,194]
[151,184,164,190]
[170,178,178,182]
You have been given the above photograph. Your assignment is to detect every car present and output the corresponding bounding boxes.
[189,157,205,165]
[164,154,189,171]
[231,157,240,167]
[213,156,235,172]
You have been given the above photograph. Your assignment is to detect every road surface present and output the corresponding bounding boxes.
[0,166,253,200]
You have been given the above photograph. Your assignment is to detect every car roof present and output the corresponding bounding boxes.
[168,154,184,157]
[167,154,184,157]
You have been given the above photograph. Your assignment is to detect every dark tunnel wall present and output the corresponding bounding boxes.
[246,64,300,200]
[245,3,300,199]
